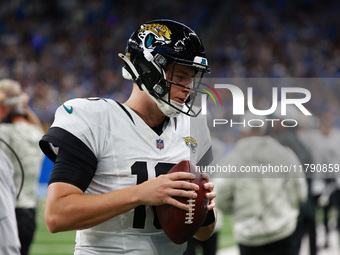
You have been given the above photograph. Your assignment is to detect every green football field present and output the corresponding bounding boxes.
[31,199,235,255]
[30,199,337,254]
[31,200,76,255]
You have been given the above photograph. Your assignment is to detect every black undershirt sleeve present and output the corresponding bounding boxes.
[49,147,96,192]
[39,127,98,192]
[39,127,98,166]
[201,209,216,227]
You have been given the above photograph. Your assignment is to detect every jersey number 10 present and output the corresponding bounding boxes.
[131,161,176,229]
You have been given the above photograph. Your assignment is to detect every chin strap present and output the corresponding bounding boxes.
[141,84,181,118]
[119,53,184,117]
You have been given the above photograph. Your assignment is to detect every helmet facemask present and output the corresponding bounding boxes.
[154,57,208,117]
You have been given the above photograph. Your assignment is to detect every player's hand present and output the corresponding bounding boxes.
[201,173,216,211]
[137,172,199,211]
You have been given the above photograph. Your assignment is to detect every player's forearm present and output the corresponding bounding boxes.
[193,208,217,241]
[45,184,141,233]
[45,172,197,233]
[194,220,216,241]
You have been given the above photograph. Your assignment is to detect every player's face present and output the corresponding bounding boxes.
[165,64,195,104]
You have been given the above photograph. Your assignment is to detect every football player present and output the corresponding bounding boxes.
[40,19,216,255]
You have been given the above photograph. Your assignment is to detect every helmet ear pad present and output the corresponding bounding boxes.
[132,54,169,98]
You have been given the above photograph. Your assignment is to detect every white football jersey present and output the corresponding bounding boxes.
[41,98,212,255]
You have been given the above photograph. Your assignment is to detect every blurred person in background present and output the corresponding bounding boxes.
[0,79,44,255]
[269,105,317,255]
[0,90,21,255]
[299,108,340,249]
[215,111,307,255]
[0,149,21,255]
[315,110,340,248]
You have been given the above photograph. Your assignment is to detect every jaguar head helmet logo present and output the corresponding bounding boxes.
[138,23,172,50]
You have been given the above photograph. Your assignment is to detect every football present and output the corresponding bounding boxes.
[155,160,209,244]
